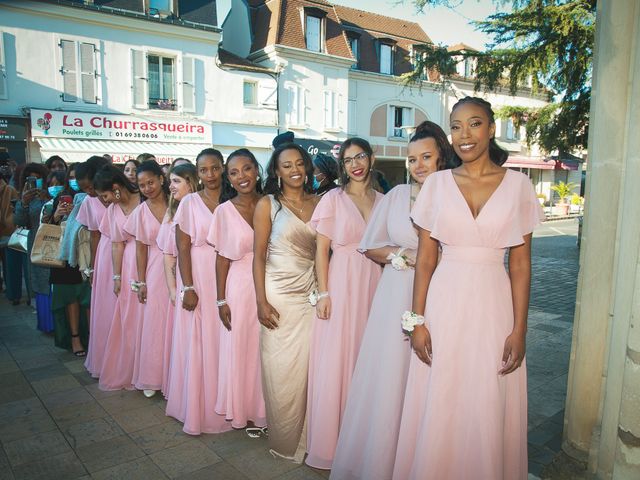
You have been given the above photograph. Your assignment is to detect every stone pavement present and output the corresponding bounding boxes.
[0,219,579,480]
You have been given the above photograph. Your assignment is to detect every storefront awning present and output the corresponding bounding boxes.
[505,154,581,171]
[37,138,211,164]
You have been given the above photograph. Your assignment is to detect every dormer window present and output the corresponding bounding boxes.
[380,44,393,74]
[348,36,359,68]
[304,7,327,53]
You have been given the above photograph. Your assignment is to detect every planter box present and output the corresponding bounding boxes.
[553,203,570,216]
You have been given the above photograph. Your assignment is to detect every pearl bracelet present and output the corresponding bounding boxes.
[317,291,330,300]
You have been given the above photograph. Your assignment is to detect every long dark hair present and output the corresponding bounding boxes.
[75,156,110,182]
[450,96,508,166]
[337,137,377,190]
[19,162,49,191]
[263,143,314,217]
[45,155,67,172]
[136,159,169,201]
[93,165,139,194]
[409,120,455,171]
[195,148,224,167]
[220,148,263,203]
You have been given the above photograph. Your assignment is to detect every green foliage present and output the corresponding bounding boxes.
[406,0,596,155]
[550,181,579,202]
[570,192,584,205]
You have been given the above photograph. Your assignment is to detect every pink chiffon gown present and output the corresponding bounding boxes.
[76,196,115,378]
[207,201,267,429]
[306,188,383,470]
[98,203,143,391]
[165,193,231,435]
[393,169,544,480]
[126,202,170,392]
[330,184,421,480]
[156,216,177,399]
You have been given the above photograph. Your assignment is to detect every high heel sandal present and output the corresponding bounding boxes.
[71,334,86,357]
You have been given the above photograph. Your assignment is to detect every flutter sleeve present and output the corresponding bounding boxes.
[173,194,196,242]
[109,206,130,243]
[359,187,397,251]
[410,173,440,234]
[127,203,157,246]
[99,204,113,240]
[157,218,177,257]
[517,174,545,237]
[309,189,337,240]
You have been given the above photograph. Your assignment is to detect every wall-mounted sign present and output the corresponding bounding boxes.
[0,117,28,142]
[30,109,212,144]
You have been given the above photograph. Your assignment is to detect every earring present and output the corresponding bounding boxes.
[115,189,121,200]
[278,177,282,189]
[406,169,411,185]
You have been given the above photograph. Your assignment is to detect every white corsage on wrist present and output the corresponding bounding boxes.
[387,248,412,271]
[401,311,425,336]
[308,290,329,306]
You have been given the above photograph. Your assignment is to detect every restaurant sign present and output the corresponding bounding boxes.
[30,109,212,144]
[0,117,28,141]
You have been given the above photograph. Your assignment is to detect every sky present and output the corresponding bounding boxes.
[331,0,509,51]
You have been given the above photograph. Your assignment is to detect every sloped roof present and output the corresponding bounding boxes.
[333,4,431,44]
[218,48,275,73]
[447,42,479,52]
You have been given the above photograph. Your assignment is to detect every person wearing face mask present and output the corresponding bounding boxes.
[14,164,53,328]
[48,164,91,356]
[312,153,339,197]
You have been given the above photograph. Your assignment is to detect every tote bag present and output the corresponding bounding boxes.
[30,223,65,268]
[8,227,29,253]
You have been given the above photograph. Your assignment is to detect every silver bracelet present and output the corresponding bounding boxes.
[317,291,330,300]
[217,299,227,307]
[112,274,121,281]
[181,285,195,293]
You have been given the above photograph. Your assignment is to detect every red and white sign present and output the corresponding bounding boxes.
[30,109,212,144]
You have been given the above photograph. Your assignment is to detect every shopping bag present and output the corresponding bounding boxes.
[8,227,29,253]
[30,223,65,268]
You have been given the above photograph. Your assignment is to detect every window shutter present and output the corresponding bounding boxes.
[61,40,78,102]
[403,107,412,130]
[258,81,277,108]
[0,32,7,100]
[80,43,97,104]
[337,93,344,130]
[323,91,330,129]
[302,88,309,125]
[181,56,195,113]
[348,99,357,135]
[306,16,321,52]
[288,86,298,125]
[131,49,148,109]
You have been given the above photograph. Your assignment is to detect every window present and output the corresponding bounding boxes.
[306,15,322,52]
[286,84,308,127]
[148,54,175,110]
[0,32,7,100]
[131,50,195,112]
[380,44,393,75]
[456,58,474,78]
[60,40,98,104]
[243,81,257,106]
[348,37,359,68]
[323,90,342,130]
[506,118,521,141]
[149,0,172,13]
[391,106,412,137]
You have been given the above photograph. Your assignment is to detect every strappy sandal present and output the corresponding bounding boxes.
[246,427,268,439]
[71,334,86,357]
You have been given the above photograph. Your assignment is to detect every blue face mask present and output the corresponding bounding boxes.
[69,179,81,192]
[35,178,43,189]
[48,185,64,199]
[313,177,321,190]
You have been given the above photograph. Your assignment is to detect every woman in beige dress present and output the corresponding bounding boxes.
[253,142,319,462]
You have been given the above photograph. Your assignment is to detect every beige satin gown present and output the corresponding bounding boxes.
[261,195,317,462]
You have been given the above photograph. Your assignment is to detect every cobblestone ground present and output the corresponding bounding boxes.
[0,219,579,480]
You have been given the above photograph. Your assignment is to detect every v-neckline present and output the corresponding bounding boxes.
[342,189,376,225]
[230,200,254,231]
[280,202,308,225]
[143,201,164,225]
[195,192,216,215]
[449,168,509,221]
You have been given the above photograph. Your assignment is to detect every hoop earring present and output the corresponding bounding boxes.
[115,189,121,200]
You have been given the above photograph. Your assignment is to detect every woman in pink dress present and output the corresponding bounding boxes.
[157,163,199,399]
[253,143,320,462]
[165,148,231,435]
[393,97,544,480]
[208,149,266,430]
[126,160,170,398]
[93,165,142,391]
[306,137,383,470]
[75,156,113,377]
[330,122,453,480]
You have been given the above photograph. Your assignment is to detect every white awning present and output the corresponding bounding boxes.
[37,138,212,164]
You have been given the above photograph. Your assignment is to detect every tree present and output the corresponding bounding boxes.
[405,0,596,156]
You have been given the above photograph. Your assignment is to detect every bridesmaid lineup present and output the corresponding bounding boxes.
[68,96,539,479]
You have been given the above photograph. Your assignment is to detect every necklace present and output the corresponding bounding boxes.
[282,194,305,214]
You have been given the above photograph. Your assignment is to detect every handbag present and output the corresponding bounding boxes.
[8,227,29,253]
[30,223,65,268]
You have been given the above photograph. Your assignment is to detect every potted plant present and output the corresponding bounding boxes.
[550,181,578,215]
[536,193,547,206]
[570,193,584,214]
